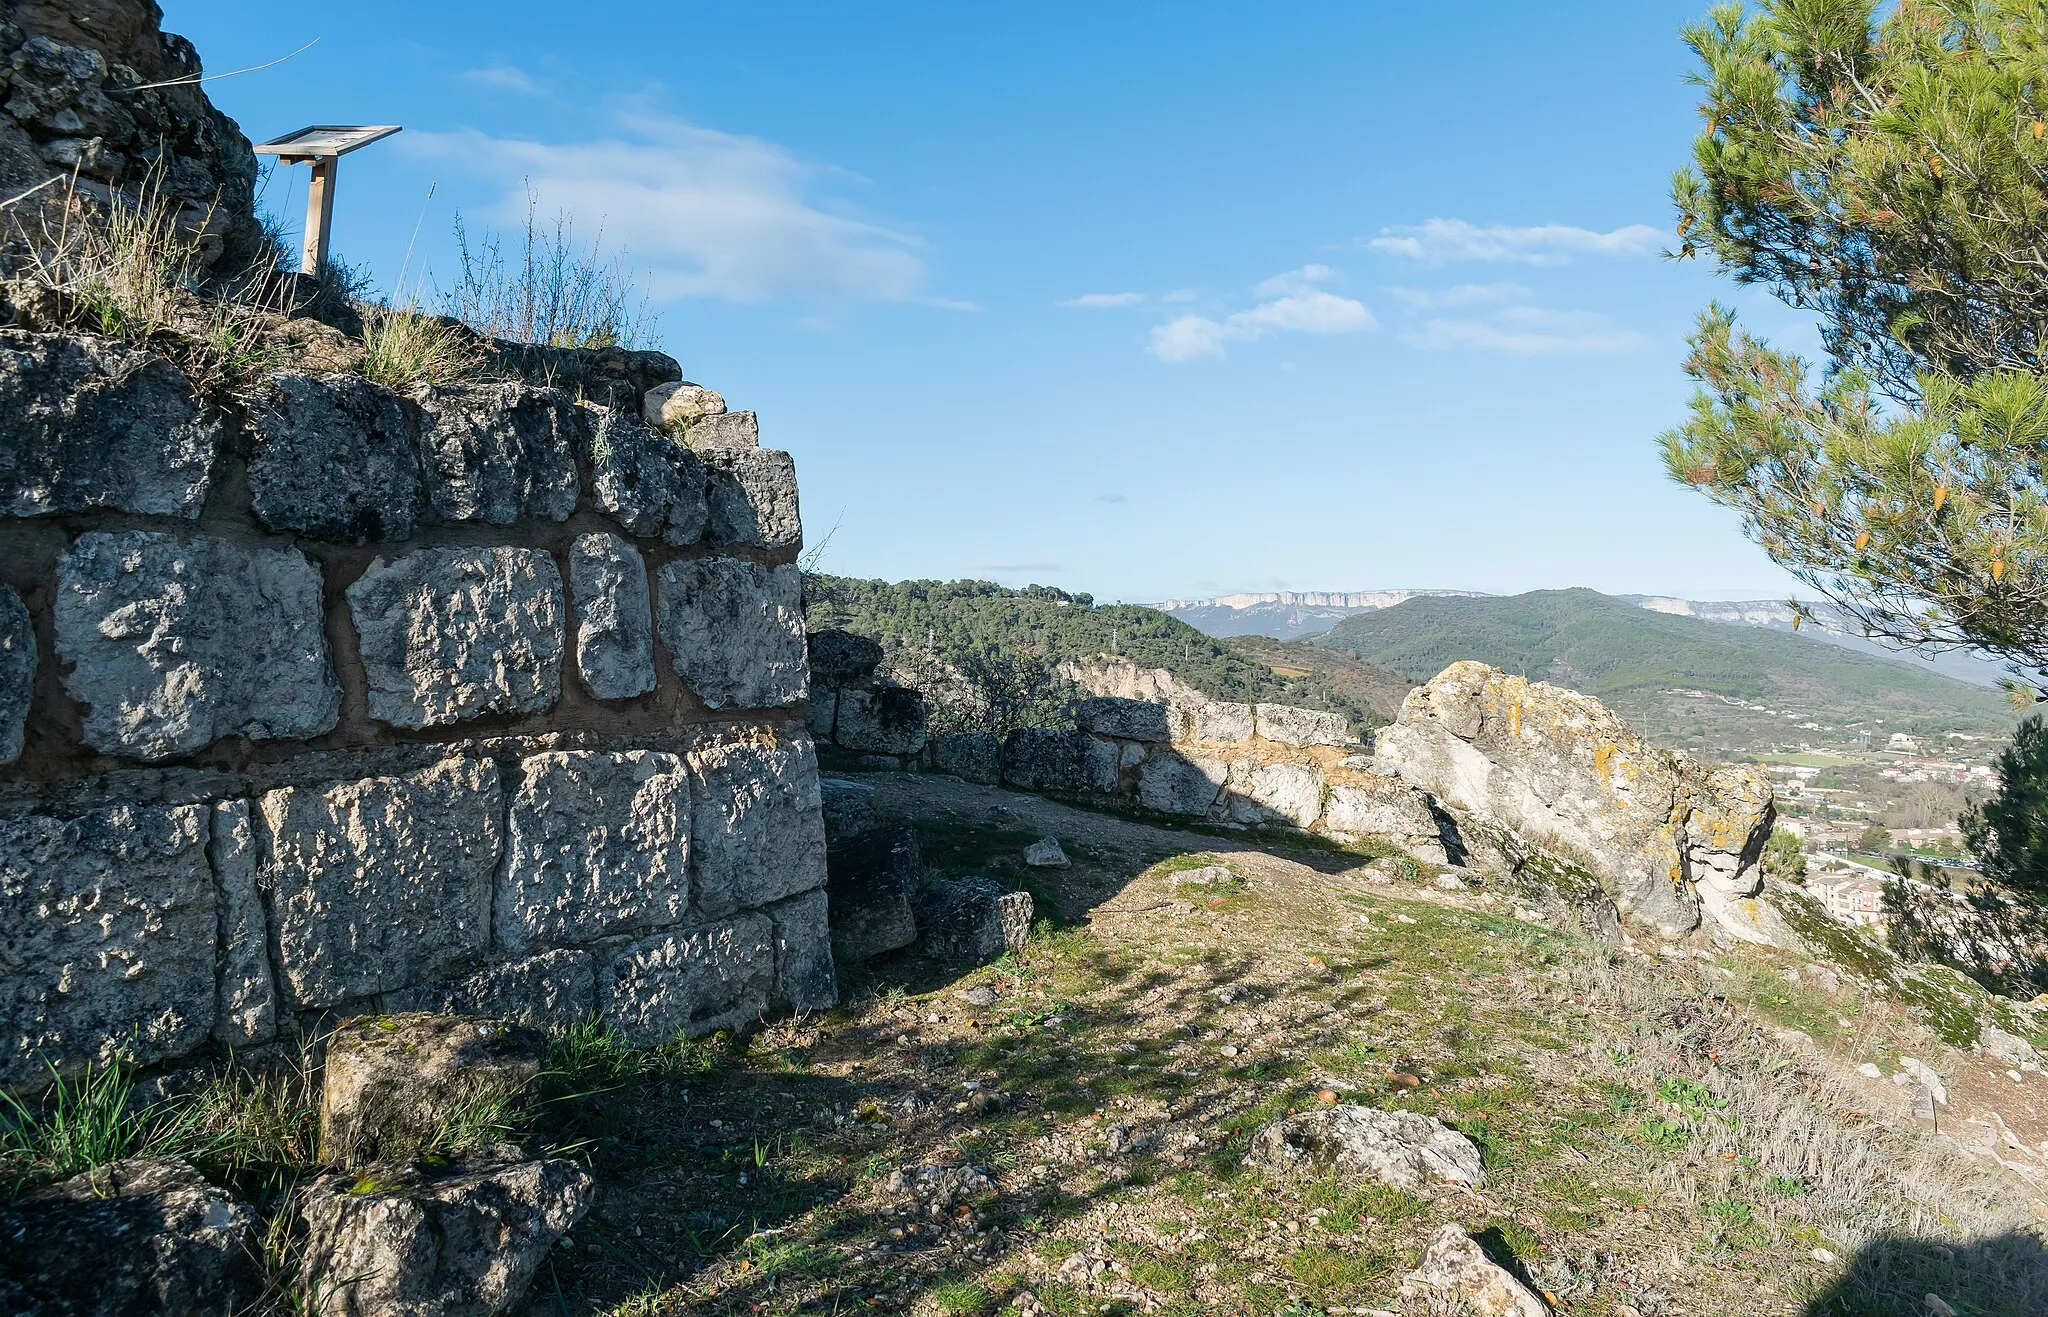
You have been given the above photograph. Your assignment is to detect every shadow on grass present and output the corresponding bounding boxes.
[1802,1230,2048,1317]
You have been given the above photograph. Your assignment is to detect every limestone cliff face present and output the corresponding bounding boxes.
[2,1,265,272]
[1372,660,1774,939]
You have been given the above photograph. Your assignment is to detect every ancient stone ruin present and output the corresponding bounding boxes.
[0,322,833,1091]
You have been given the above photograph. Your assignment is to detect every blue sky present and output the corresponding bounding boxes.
[169,0,1819,604]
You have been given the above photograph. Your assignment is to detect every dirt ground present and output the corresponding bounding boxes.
[519,772,2048,1317]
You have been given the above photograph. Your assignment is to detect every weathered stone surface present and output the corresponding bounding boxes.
[320,1013,546,1170]
[1003,728,1117,794]
[208,801,276,1048]
[0,803,214,1087]
[56,531,340,760]
[1323,778,1451,866]
[768,889,838,1011]
[247,372,420,542]
[347,547,565,729]
[1373,662,1774,938]
[688,736,829,918]
[826,823,920,961]
[656,558,807,709]
[297,1155,593,1317]
[568,533,655,701]
[1255,703,1349,748]
[930,730,1001,784]
[1228,760,1324,829]
[688,409,758,450]
[835,686,928,756]
[922,877,1033,966]
[597,913,777,1043]
[0,330,221,519]
[808,628,884,685]
[260,758,501,1008]
[1075,696,1172,743]
[643,380,726,432]
[586,411,709,545]
[1245,1104,1486,1191]
[1401,1223,1551,1317]
[806,684,838,739]
[703,447,801,550]
[382,950,597,1024]
[0,1158,262,1317]
[412,381,580,524]
[1191,701,1254,744]
[0,585,34,765]
[497,750,691,955]
[1136,751,1229,816]
[820,777,880,841]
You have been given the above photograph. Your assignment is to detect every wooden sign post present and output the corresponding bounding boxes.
[252,125,402,276]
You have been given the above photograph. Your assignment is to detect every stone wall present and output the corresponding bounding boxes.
[805,628,929,769]
[0,329,834,1089]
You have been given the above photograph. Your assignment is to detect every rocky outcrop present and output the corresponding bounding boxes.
[0,1157,263,1316]
[1373,661,1773,939]
[1244,1104,1487,1191]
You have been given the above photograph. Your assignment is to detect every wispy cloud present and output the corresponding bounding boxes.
[1096,493,1128,504]
[462,64,542,94]
[405,117,929,303]
[1159,288,1200,304]
[1369,219,1660,266]
[1060,291,1145,308]
[1385,282,1530,309]
[1401,306,1642,355]
[1149,265,1375,363]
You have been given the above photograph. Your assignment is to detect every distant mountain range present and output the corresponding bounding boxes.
[1301,588,2014,754]
[1153,588,2009,689]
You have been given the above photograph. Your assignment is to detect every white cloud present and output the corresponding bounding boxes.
[1401,306,1642,355]
[462,64,542,94]
[1149,268,1374,362]
[1160,288,1201,303]
[405,117,928,303]
[1060,291,1145,308]
[1385,282,1530,309]
[1369,218,1661,265]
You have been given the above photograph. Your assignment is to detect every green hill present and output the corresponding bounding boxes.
[802,575,1381,731]
[1309,588,2015,753]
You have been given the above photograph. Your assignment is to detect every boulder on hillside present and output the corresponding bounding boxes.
[1243,1104,1486,1191]
[0,1157,263,1316]
[296,1154,592,1317]
[1401,1223,1552,1316]
[320,1013,546,1171]
[1372,661,1772,939]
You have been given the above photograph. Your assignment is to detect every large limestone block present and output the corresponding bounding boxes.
[319,1013,546,1170]
[703,447,801,550]
[1136,751,1229,817]
[930,730,1001,784]
[688,410,758,450]
[382,949,596,1024]
[568,533,655,700]
[825,823,921,962]
[1076,696,1172,744]
[597,913,778,1043]
[1255,703,1349,748]
[835,685,927,756]
[1191,701,1254,744]
[497,750,691,955]
[656,558,807,710]
[259,758,501,1008]
[411,381,580,524]
[1323,779,1450,865]
[688,735,829,918]
[921,877,1033,965]
[767,889,838,1011]
[297,1156,593,1317]
[806,683,838,740]
[247,372,420,542]
[586,411,709,545]
[56,531,340,760]
[0,331,221,519]
[0,1158,263,1317]
[208,801,277,1048]
[0,803,215,1087]
[807,629,884,685]
[1373,661,1774,937]
[1002,728,1117,794]
[0,585,34,764]
[347,546,565,729]
[1228,760,1324,828]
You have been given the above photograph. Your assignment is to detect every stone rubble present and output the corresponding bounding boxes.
[1244,1103,1487,1191]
